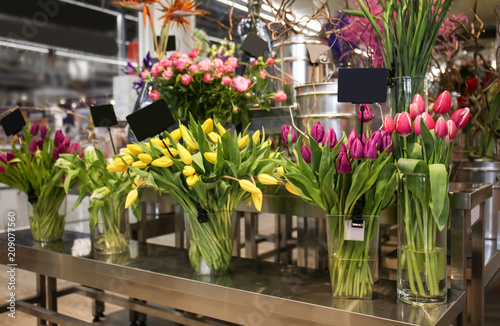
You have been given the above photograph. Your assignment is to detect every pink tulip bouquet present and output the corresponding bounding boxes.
[0,122,81,242]
[127,49,286,126]
[278,121,397,299]
[385,90,471,302]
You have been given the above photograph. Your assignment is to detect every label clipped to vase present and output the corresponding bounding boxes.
[344,220,365,241]
[240,32,268,58]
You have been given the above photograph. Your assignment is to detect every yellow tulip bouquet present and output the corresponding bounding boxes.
[108,117,280,274]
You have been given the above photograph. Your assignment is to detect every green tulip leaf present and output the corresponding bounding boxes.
[191,152,205,173]
[407,142,423,159]
[429,163,449,230]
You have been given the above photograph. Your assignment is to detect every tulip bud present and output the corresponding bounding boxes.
[347,129,357,149]
[151,156,174,167]
[186,174,199,186]
[412,93,426,115]
[202,118,214,134]
[349,138,364,160]
[369,130,382,151]
[252,130,261,145]
[28,139,37,153]
[0,152,7,164]
[150,138,168,148]
[54,130,65,148]
[310,121,324,143]
[204,152,217,164]
[69,143,80,154]
[125,189,138,208]
[177,144,192,164]
[409,103,421,120]
[435,117,448,138]
[381,132,393,153]
[285,182,300,196]
[29,122,40,136]
[277,166,285,177]
[421,112,435,130]
[450,108,471,129]
[322,128,337,149]
[251,191,263,211]
[40,126,48,141]
[301,145,311,163]
[258,173,279,185]
[339,142,348,155]
[238,135,249,149]
[117,155,134,165]
[127,144,143,156]
[281,125,296,145]
[414,115,424,136]
[183,165,196,176]
[170,129,182,141]
[336,152,352,174]
[447,120,457,140]
[364,138,378,159]
[106,162,127,172]
[208,132,221,143]
[395,112,412,137]
[132,161,148,169]
[0,165,4,173]
[90,187,111,201]
[239,179,261,194]
[217,123,227,135]
[357,104,373,122]
[138,153,153,164]
[161,148,178,157]
[434,91,451,115]
[383,115,395,134]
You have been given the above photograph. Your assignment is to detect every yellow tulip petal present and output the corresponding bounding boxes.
[217,123,226,135]
[285,182,300,196]
[106,163,127,172]
[150,138,167,148]
[127,144,143,155]
[138,153,153,164]
[252,130,261,144]
[170,129,181,141]
[239,180,261,194]
[177,144,193,164]
[125,189,138,209]
[180,124,194,143]
[116,155,134,165]
[119,148,131,154]
[204,152,217,164]
[132,161,148,169]
[183,165,196,176]
[208,132,220,143]
[202,118,214,134]
[161,148,178,157]
[260,139,272,148]
[151,157,173,167]
[186,174,199,186]
[251,191,263,211]
[186,138,198,151]
[133,176,143,189]
[238,135,249,149]
[258,173,279,185]
[277,166,285,177]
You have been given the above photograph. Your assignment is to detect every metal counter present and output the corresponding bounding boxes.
[0,230,466,326]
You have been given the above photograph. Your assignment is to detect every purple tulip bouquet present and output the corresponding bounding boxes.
[278,121,397,299]
[0,123,80,242]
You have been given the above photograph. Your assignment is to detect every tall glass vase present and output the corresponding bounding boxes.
[397,173,447,305]
[327,214,380,299]
[92,198,130,255]
[388,76,428,115]
[28,194,67,243]
[184,210,236,275]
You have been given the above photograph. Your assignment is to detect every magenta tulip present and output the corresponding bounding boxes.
[40,126,48,141]
[347,129,357,149]
[69,143,81,154]
[435,117,448,138]
[336,152,351,174]
[409,103,420,120]
[434,91,451,115]
[28,139,37,153]
[282,125,296,145]
[381,132,393,153]
[412,93,426,115]
[301,145,311,163]
[52,148,60,160]
[383,115,395,134]
[369,130,382,151]
[322,128,337,149]
[364,138,378,159]
[447,120,457,140]
[0,152,7,164]
[450,108,471,129]
[357,104,373,122]
[421,112,435,130]
[0,165,4,173]
[339,142,348,155]
[310,121,324,143]
[350,138,364,159]
[54,130,64,147]
[395,112,412,137]
[7,151,15,162]
[37,140,44,150]
[29,122,40,136]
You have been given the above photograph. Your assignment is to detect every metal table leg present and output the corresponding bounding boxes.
[46,276,57,326]
[471,201,486,326]
[244,212,258,259]
[37,274,46,326]
[174,205,184,248]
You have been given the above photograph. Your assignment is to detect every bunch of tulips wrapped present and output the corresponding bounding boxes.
[106,117,280,273]
[278,120,397,299]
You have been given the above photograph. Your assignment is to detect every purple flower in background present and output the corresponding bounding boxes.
[381,131,393,153]
[69,143,81,154]
[29,122,40,136]
[282,125,297,145]
[347,129,357,149]
[364,138,378,159]
[339,142,348,155]
[0,165,4,173]
[54,130,64,147]
[369,130,382,151]
[143,52,153,71]
[0,152,7,164]
[37,140,44,150]
[337,152,351,174]
[7,150,17,165]
[350,138,364,160]
[52,148,59,161]
[301,145,311,163]
[322,128,337,148]
[310,121,324,143]
[357,104,373,122]
[28,139,37,153]
[122,62,139,76]
[132,80,145,92]
[40,126,48,141]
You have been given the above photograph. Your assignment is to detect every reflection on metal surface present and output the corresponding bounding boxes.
[71,237,91,257]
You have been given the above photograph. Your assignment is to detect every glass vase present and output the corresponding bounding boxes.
[327,214,380,299]
[397,173,447,305]
[28,195,67,243]
[92,199,130,254]
[388,76,428,115]
[184,210,236,275]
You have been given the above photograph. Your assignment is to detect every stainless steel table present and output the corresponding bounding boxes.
[0,230,466,326]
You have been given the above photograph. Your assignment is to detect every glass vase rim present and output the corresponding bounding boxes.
[326,214,380,218]
[400,172,430,176]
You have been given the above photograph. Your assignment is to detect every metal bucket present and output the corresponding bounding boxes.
[454,160,500,239]
[295,82,358,142]
[272,35,334,106]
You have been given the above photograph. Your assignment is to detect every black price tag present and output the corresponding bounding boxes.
[0,109,26,136]
[240,32,268,58]
[90,104,118,127]
[126,99,175,141]
[338,68,388,104]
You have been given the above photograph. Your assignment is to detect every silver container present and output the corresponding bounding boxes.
[295,82,358,142]
[272,35,333,106]
[454,160,500,239]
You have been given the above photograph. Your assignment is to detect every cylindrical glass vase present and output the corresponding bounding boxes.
[28,195,67,243]
[397,173,448,305]
[184,210,236,275]
[92,200,130,255]
[327,214,380,299]
[388,76,428,115]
